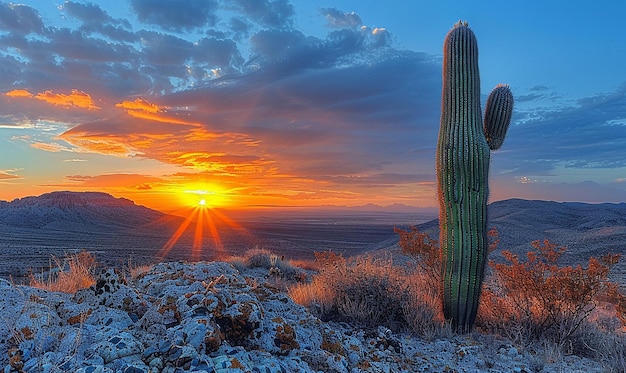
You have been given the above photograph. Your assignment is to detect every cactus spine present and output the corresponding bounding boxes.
[436,21,514,331]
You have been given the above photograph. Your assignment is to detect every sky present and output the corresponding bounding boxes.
[1,0,625,212]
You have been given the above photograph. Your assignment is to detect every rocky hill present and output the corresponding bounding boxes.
[0,191,165,232]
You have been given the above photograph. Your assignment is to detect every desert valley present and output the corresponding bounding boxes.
[0,191,432,282]
[1,191,625,285]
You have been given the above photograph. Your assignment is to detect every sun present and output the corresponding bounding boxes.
[157,183,254,263]
[176,184,229,209]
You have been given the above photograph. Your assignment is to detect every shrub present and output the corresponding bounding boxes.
[29,250,97,293]
[289,250,447,335]
[290,253,408,328]
[243,247,275,268]
[394,226,441,295]
[227,247,304,286]
[478,239,622,349]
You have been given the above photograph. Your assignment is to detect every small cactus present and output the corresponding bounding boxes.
[436,21,514,331]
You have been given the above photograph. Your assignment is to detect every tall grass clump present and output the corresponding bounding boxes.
[29,250,97,293]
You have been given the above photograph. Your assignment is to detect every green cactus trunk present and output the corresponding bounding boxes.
[436,22,513,331]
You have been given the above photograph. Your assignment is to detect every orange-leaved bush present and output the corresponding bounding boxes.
[394,226,441,296]
[478,239,622,347]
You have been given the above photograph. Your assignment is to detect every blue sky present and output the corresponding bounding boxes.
[0,0,625,210]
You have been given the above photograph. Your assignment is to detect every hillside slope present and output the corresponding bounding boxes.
[412,198,626,283]
[0,191,165,232]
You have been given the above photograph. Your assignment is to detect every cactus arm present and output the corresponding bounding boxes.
[484,85,514,150]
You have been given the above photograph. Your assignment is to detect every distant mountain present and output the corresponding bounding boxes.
[415,199,626,273]
[0,191,165,232]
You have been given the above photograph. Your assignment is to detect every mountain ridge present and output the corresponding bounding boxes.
[413,198,626,283]
[0,191,165,232]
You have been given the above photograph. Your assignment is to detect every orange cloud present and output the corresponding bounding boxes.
[30,142,71,152]
[62,136,140,157]
[116,97,199,126]
[185,128,260,146]
[35,89,100,110]
[6,88,100,110]
[0,169,22,180]
[5,89,33,98]
[116,98,161,113]
[135,183,153,190]
[60,173,164,189]
[164,151,274,175]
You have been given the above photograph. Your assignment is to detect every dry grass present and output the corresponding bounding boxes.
[230,247,302,274]
[226,247,310,292]
[288,250,448,336]
[29,250,97,293]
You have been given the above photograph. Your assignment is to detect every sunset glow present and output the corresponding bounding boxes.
[1,1,626,212]
[178,186,229,209]
[157,195,255,261]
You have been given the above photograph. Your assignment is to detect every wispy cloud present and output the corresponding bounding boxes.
[45,173,165,190]
[0,168,22,180]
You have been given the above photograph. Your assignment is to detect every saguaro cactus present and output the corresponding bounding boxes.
[436,21,514,331]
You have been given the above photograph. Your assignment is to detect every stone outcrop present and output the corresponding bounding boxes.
[0,262,605,372]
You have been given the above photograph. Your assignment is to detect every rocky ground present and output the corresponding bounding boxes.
[0,261,609,372]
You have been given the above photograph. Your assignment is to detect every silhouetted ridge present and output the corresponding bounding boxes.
[0,191,164,231]
[8,191,136,208]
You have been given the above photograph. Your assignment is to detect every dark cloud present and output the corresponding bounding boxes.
[514,87,560,103]
[498,85,626,176]
[52,28,136,62]
[64,1,111,24]
[246,26,393,76]
[228,17,251,40]
[249,29,305,57]
[231,0,294,28]
[194,37,244,69]
[138,31,194,66]
[0,2,45,35]
[130,0,218,31]
[320,8,362,29]
[141,49,440,182]
[0,1,394,99]
[0,54,22,86]
[63,1,136,42]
